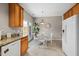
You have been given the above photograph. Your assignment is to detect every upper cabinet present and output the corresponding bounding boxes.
[64,3,79,20]
[20,7,24,27]
[9,3,24,27]
[64,11,69,19]
[73,4,79,15]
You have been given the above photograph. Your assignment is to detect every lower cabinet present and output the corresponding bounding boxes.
[20,36,28,56]
[0,36,28,56]
[1,40,20,56]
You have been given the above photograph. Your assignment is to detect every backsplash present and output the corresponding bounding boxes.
[0,33,21,40]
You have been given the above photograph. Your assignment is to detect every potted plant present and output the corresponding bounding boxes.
[32,22,40,37]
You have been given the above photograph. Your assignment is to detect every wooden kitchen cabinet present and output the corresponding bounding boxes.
[64,3,79,20]
[14,4,20,27]
[9,3,15,27]
[64,8,73,19]
[68,8,73,17]
[20,7,24,27]
[9,3,24,27]
[73,4,79,15]
[64,11,69,19]
[20,36,28,56]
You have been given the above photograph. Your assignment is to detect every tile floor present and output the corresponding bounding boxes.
[25,40,64,56]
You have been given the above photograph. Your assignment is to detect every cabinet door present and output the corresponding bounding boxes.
[9,3,24,27]
[9,3,15,27]
[64,12,69,20]
[68,8,73,17]
[20,7,24,27]
[20,36,28,56]
[64,13,67,19]
[64,16,77,56]
[73,4,79,15]
[15,4,20,27]
[1,40,20,56]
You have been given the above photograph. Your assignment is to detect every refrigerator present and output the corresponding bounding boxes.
[62,14,79,56]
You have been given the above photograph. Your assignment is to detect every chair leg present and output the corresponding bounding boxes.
[51,40,52,45]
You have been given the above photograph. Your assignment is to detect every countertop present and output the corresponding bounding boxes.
[0,37,21,47]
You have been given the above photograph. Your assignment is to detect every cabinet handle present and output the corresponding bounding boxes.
[4,49,9,54]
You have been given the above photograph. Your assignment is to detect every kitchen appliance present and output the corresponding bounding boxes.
[62,14,79,56]
[1,40,20,56]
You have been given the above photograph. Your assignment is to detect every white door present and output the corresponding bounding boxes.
[1,40,20,56]
[64,16,77,56]
[62,20,68,55]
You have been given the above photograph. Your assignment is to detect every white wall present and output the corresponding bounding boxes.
[0,4,21,35]
[35,16,62,40]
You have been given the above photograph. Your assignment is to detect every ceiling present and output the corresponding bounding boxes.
[20,3,75,17]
